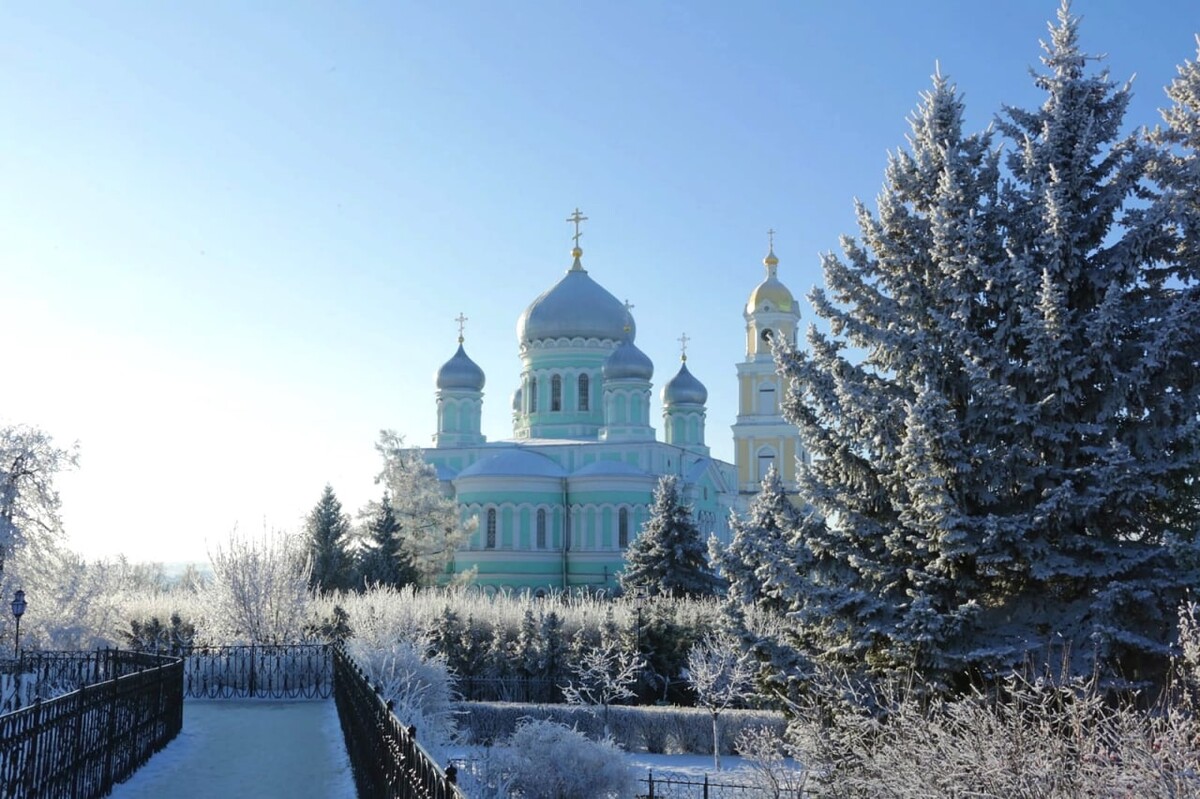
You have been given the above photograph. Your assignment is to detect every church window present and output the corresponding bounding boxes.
[759,383,777,415]
[757,448,777,482]
[551,375,562,411]
[761,328,773,343]
[536,509,547,549]
[529,377,537,413]
[578,374,589,411]
[618,508,629,548]
[486,509,497,549]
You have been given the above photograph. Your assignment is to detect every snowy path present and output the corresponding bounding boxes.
[110,700,356,799]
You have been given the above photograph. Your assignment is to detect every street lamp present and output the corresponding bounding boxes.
[11,590,26,657]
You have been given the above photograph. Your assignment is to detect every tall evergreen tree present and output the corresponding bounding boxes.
[357,493,419,589]
[620,475,720,599]
[776,5,1200,685]
[304,484,352,594]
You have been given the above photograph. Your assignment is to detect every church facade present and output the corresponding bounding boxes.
[423,213,802,593]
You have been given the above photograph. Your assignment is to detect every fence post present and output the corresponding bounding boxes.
[102,676,117,793]
[647,770,654,799]
[22,697,43,796]
[703,773,709,799]
[71,683,87,799]
[249,645,256,697]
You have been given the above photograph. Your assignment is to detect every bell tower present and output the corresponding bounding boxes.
[732,232,806,495]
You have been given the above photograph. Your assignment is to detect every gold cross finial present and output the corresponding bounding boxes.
[566,208,588,248]
[767,228,776,250]
[455,312,468,344]
[622,300,635,333]
[678,332,690,361]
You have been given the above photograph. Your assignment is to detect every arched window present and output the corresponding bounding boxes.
[486,508,497,549]
[757,448,777,482]
[618,508,629,549]
[528,377,538,413]
[759,383,776,415]
[536,509,547,549]
[551,374,562,411]
[578,374,589,411]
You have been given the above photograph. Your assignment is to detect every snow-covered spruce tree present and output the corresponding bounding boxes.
[356,492,419,590]
[304,484,353,593]
[777,5,1200,686]
[714,464,805,612]
[619,475,720,598]
[374,430,475,585]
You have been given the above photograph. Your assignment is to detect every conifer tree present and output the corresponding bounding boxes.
[304,484,352,594]
[357,493,420,589]
[620,475,720,598]
[776,4,1200,684]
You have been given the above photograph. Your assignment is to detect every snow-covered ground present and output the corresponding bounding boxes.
[109,700,356,799]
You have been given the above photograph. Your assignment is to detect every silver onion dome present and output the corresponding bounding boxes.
[436,344,486,391]
[662,361,707,406]
[603,338,654,381]
[517,257,633,345]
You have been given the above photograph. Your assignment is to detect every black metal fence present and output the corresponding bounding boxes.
[455,675,562,704]
[640,770,802,798]
[0,650,170,715]
[332,645,464,799]
[0,652,182,799]
[183,644,332,699]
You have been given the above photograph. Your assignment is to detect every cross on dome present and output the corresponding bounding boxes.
[678,332,690,361]
[566,208,588,248]
[768,228,775,249]
[455,312,468,344]
[623,299,635,333]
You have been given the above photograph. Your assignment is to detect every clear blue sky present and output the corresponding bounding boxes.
[1,1,1194,563]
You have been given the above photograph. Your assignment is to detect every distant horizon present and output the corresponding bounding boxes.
[3,1,1195,563]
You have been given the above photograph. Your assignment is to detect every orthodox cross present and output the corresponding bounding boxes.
[622,299,635,332]
[767,228,776,250]
[567,208,588,247]
[678,332,690,360]
[455,312,468,343]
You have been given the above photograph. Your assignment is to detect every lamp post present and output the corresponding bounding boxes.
[11,590,26,658]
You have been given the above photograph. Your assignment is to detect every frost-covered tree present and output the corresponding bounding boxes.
[562,636,643,737]
[686,633,756,770]
[304,484,352,593]
[356,493,419,590]
[713,465,805,612]
[374,431,475,585]
[0,425,77,576]
[207,529,311,644]
[777,5,1200,685]
[619,475,720,598]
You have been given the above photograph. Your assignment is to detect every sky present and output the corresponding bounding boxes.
[1,1,1195,564]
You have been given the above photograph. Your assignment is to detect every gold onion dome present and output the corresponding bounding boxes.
[746,245,794,315]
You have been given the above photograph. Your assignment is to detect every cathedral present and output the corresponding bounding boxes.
[423,211,803,593]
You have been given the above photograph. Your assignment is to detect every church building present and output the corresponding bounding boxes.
[423,211,803,593]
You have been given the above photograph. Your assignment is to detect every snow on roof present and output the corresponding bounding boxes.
[456,449,568,479]
[571,460,651,478]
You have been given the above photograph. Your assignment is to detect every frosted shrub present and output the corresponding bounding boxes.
[484,719,635,799]
[345,631,458,761]
[206,529,310,644]
[735,725,811,799]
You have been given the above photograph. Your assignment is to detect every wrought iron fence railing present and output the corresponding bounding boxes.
[333,644,464,799]
[640,770,804,799]
[455,675,563,704]
[0,650,171,715]
[0,652,182,799]
[183,644,332,699]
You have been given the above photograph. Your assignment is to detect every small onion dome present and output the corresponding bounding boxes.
[511,386,523,411]
[436,344,486,391]
[603,338,654,381]
[517,253,633,344]
[662,360,707,406]
[746,247,795,315]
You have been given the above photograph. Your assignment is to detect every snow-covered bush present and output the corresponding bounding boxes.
[345,627,458,763]
[206,529,310,644]
[477,719,635,799]
[735,725,812,799]
[456,701,786,754]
